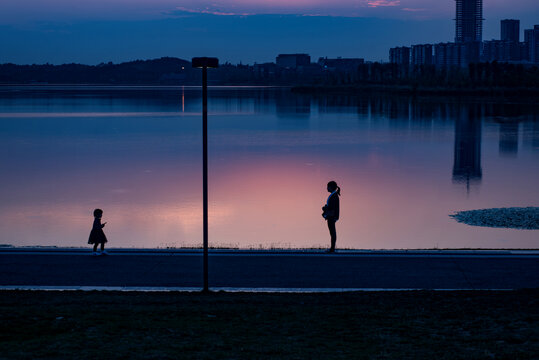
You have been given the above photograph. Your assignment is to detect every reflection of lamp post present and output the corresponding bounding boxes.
[192,57,219,293]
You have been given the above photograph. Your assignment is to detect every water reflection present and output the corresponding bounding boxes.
[0,87,538,249]
[523,116,539,152]
[499,122,519,156]
[452,105,482,189]
[276,93,311,119]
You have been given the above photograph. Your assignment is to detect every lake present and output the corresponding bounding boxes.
[0,86,538,249]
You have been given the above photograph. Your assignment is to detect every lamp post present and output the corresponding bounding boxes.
[191,57,219,293]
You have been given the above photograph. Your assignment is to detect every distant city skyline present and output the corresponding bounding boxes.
[0,0,537,65]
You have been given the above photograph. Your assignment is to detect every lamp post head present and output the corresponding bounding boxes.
[192,57,219,69]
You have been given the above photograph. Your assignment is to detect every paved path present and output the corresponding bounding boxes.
[1,249,538,291]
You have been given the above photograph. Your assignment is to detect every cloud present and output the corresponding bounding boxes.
[174,6,251,16]
[402,8,426,12]
[1,0,537,24]
[170,1,405,19]
[367,0,400,7]
[170,0,407,18]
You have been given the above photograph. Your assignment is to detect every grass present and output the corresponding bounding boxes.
[0,290,538,359]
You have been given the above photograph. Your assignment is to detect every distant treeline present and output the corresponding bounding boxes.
[0,57,193,85]
[326,62,539,89]
[0,57,321,86]
[1,57,539,91]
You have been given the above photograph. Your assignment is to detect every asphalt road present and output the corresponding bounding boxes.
[1,249,538,291]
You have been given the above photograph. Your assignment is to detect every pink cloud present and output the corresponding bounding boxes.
[367,0,400,7]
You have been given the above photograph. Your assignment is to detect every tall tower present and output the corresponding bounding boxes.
[455,0,483,43]
[501,19,520,43]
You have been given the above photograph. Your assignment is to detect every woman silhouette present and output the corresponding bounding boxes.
[322,181,341,253]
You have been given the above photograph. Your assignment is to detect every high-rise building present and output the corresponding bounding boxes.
[389,47,410,65]
[501,19,520,43]
[411,44,433,65]
[455,0,483,43]
[435,42,480,68]
[524,26,539,63]
[498,19,521,60]
[524,29,534,61]
[435,43,463,67]
[529,25,539,64]
[482,40,513,62]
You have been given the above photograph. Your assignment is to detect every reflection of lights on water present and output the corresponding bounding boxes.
[0,112,203,118]
[181,87,185,112]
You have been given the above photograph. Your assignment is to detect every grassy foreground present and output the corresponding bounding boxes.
[0,290,538,359]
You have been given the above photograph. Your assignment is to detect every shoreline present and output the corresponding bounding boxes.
[2,83,539,97]
[292,84,539,97]
[1,247,539,255]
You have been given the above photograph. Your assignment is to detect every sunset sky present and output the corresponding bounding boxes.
[0,0,538,64]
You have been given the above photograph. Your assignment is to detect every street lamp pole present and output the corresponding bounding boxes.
[191,57,219,293]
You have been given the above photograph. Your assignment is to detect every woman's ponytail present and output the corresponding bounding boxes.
[327,181,341,196]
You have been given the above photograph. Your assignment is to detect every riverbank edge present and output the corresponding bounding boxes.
[292,84,539,97]
[1,247,538,255]
[2,83,539,97]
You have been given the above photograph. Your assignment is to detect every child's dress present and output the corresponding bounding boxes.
[88,218,108,244]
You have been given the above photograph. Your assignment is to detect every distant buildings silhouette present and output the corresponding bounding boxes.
[389,0,539,67]
[389,47,410,66]
[318,57,365,72]
[1,1,539,88]
[276,54,311,69]
[412,45,433,66]
[501,20,520,43]
[526,26,539,63]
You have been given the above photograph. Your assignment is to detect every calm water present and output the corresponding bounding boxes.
[0,86,538,249]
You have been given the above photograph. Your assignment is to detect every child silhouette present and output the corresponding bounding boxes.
[88,208,108,255]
